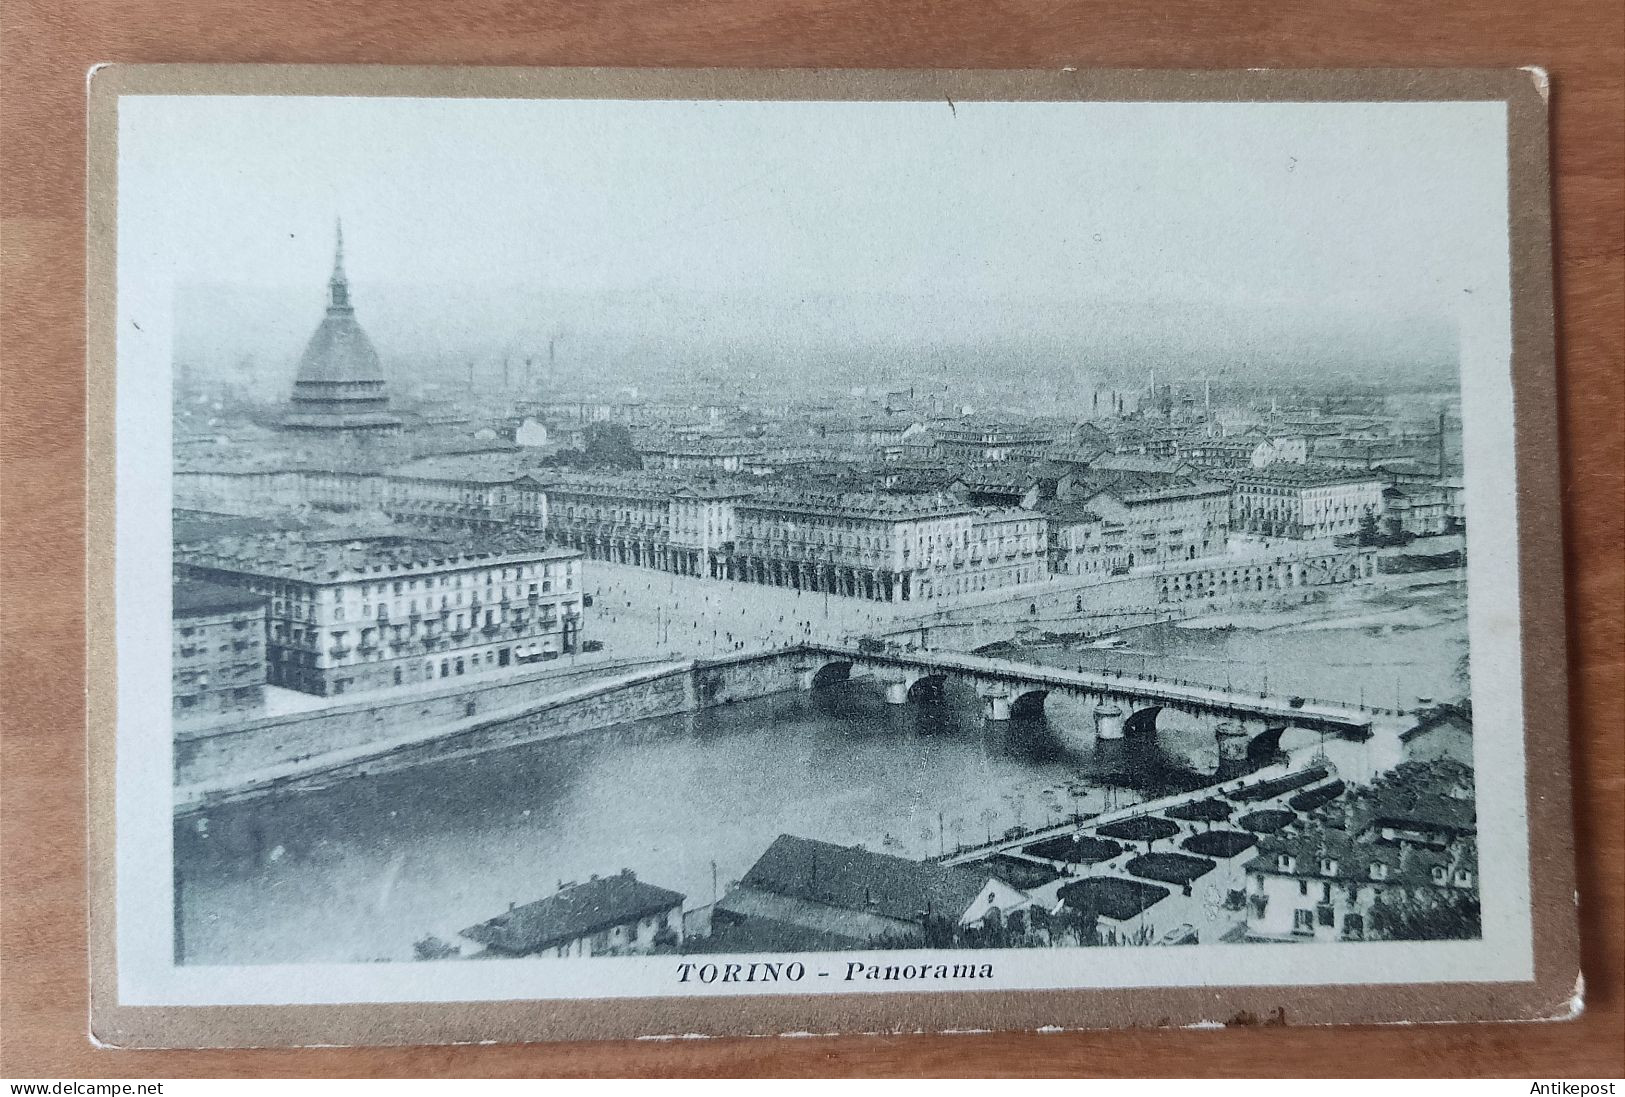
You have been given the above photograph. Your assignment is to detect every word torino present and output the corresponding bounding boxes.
[676,961,806,984]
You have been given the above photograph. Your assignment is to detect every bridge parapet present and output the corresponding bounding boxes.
[798,641,1381,739]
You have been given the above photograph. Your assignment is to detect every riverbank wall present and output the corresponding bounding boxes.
[875,558,1391,651]
[175,648,808,814]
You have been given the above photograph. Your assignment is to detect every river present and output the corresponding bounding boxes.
[175,575,1469,966]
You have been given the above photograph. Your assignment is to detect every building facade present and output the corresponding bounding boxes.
[934,422,1056,462]
[1082,481,1232,568]
[176,534,585,697]
[1245,828,1478,943]
[1041,503,1129,577]
[538,472,684,570]
[172,580,268,725]
[1229,466,1385,540]
[638,437,765,473]
[725,489,1048,602]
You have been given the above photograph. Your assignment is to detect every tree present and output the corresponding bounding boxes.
[582,422,641,469]
[412,934,460,960]
[1368,888,1481,941]
[1357,511,1381,546]
[1052,900,1101,947]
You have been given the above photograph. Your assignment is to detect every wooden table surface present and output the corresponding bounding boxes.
[2,0,1620,1078]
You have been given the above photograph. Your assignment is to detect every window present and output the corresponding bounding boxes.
[1297,879,1309,896]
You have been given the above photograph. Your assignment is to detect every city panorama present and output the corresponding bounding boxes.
[153,99,1487,966]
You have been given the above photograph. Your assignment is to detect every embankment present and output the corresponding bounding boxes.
[175,648,806,815]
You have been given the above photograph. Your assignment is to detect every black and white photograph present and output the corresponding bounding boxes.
[94,69,1568,1033]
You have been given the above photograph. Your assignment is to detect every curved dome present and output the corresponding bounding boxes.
[293,312,386,386]
[281,221,401,436]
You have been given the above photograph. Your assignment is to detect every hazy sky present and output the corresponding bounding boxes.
[119,95,1510,386]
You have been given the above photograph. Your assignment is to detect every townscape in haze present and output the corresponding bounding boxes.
[170,223,1479,967]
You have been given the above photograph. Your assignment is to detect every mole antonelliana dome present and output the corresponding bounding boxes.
[282,221,403,436]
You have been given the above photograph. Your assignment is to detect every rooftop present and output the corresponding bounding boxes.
[739,489,974,522]
[1100,480,1232,505]
[387,453,541,483]
[173,579,267,617]
[177,532,580,583]
[1251,826,1477,888]
[460,870,685,954]
[1232,464,1386,488]
[740,834,1007,924]
[1035,501,1107,527]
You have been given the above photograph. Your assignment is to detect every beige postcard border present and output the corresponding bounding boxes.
[85,64,1577,1047]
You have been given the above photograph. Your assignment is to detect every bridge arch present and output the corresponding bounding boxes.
[907,672,949,702]
[881,669,948,704]
[809,660,853,688]
[1246,724,1290,765]
[1123,705,1163,738]
[1008,688,1050,720]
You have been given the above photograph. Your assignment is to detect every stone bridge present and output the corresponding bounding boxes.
[779,642,1409,780]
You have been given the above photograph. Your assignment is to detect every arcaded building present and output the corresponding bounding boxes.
[726,489,1048,602]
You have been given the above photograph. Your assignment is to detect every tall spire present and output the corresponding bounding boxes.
[327,217,351,312]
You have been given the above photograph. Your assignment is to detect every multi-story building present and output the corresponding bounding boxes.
[964,509,1050,591]
[1178,437,1272,471]
[726,489,1047,602]
[638,437,766,473]
[667,480,757,578]
[1244,827,1478,942]
[934,421,1056,462]
[176,534,585,697]
[382,454,537,533]
[1229,465,1385,540]
[1381,482,1453,537]
[537,471,684,570]
[1040,502,1129,577]
[172,580,268,725]
[1081,480,1231,568]
[174,457,387,517]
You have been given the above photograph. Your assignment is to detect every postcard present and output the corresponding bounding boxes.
[86,65,1579,1046]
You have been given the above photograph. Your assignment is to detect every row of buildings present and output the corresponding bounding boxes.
[177,452,1414,597]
